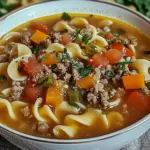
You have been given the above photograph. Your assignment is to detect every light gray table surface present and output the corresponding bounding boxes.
[1,129,150,150]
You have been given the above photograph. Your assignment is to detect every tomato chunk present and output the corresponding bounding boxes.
[60,33,72,45]
[21,57,43,76]
[111,42,135,57]
[24,79,43,103]
[89,53,109,68]
[31,22,49,34]
[126,90,150,113]
[105,32,114,40]
[106,49,122,64]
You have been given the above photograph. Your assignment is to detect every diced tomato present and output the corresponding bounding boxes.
[24,79,43,103]
[20,57,43,76]
[88,53,109,68]
[60,33,72,45]
[105,32,114,40]
[126,90,150,113]
[106,49,122,64]
[31,22,49,34]
[111,42,124,51]
[125,48,135,57]
[111,42,135,57]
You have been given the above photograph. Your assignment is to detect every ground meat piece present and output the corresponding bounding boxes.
[118,35,130,45]
[116,88,125,98]
[40,38,51,49]
[37,122,49,134]
[21,32,32,47]
[100,79,108,85]
[54,63,68,76]
[0,54,8,62]
[72,68,80,80]
[112,70,123,84]
[109,89,117,98]
[100,91,109,108]
[64,73,71,82]
[52,32,61,43]
[11,81,25,101]
[94,82,104,93]
[21,105,32,118]
[81,25,91,35]
[87,93,98,104]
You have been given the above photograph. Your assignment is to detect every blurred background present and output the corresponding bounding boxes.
[0,0,150,18]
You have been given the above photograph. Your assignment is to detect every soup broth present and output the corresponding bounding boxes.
[0,13,150,139]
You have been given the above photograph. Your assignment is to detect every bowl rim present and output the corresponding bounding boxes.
[0,0,150,144]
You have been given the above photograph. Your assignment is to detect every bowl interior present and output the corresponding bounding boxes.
[0,0,150,143]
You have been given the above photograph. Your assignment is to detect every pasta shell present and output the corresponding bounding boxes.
[0,98,16,120]
[89,25,97,41]
[7,55,30,81]
[46,43,65,53]
[53,125,78,138]
[128,44,136,55]
[92,35,108,47]
[131,59,150,82]
[99,19,113,28]
[1,32,21,41]
[1,88,12,97]
[17,43,32,57]
[64,108,109,128]
[53,21,75,32]
[70,17,88,27]
[109,98,121,109]
[107,112,124,130]
[66,43,88,60]
[33,98,59,123]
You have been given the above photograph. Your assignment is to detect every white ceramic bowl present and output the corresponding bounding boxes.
[0,1,150,150]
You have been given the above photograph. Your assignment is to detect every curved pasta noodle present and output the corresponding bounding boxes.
[55,101,85,121]
[131,59,150,81]
[89,25,97,41]
[0,98,27,120]
[46,43,65,53]
[70,17,88,28]
[64,108,109,127]
[66,43,88,60]
[1,88,12,97]
[53,21,75,32]
[53,125,78,138]
[7,55,30,81]
[128,44,136,55]
[109,98,121,109]
[92,35,108,47]
[17,43,32,57]
[99,19,113,28]
[107,112,124,129]
[32,98,59,123]
[1,32,21,41]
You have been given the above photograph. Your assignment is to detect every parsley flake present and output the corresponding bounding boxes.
[0,75,6,81]
[40,56,46,62]
[62,12,71,20]
[67,101,80,109]
[80,66,92,77]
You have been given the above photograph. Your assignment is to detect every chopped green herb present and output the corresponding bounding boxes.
[62,12,71,20]
[37,75,54,87]
[80,66,92,77]
[118,61,132,65]
[105,70,113,78]
[51,64,57,69]
[107,38,116,44]
[73,28,82,43]
[56,53,62,61]
[62,29,68,33]
[112,31,120,36]
[102,110,106,114]
[31,47,40,54]
[70,60,84,70]
[40,56,46,62]
[61,48,70,63]
[82,34,92,44]
[0,75,6,81]
[67,101,80,109]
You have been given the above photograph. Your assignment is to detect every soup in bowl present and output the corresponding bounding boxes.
[0,0,150,150]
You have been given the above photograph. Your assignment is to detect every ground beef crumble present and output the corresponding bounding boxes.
[11,81,26,101]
